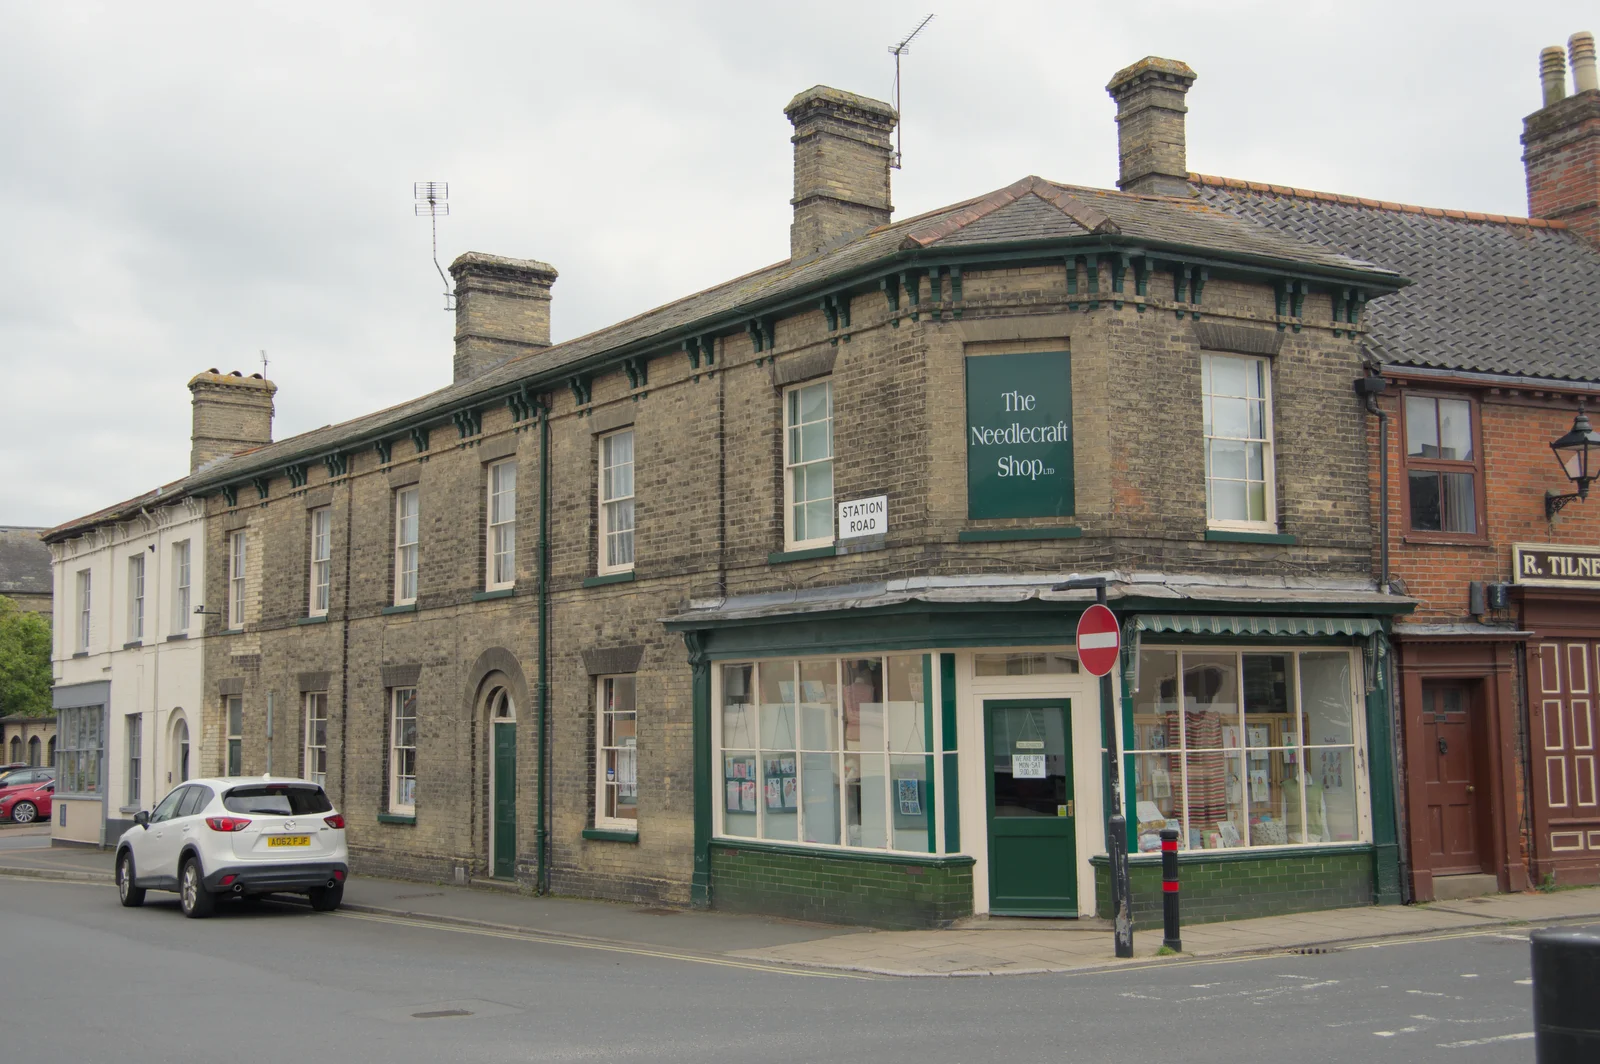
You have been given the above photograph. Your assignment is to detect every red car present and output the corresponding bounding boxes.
[0,779,53,824]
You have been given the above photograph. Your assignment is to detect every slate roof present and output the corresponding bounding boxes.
[41,478,190,544]
[187,176,1401,492]
[0,528,51,595]
[1193,175,1600,383]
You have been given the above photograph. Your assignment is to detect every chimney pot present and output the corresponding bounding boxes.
[1541,46,1569,106]
[785,86,897,260]
[187,370,276,472]
[1572,32,1598,93]
[447,252,558,383]
[1106,56,1198,197]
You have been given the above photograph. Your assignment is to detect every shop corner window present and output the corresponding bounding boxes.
[1202,353,1276,530]
[597,676,638,826]
[1129,648,1367,853]
[717,655,933,854]
[486,460,517,590]
[389,686,418,814]
[598,430,634,575]
[783,379,834,551]
[1404,394,1480,536]
[57,705,104,795]
[394,487,419,606]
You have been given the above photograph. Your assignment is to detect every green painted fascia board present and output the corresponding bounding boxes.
[1088,842,1375,867]
[581,572,636,587]
[958,527,1082,542]
[380,603,417,615]
[377,813,417,825]
[1204,529,1297,545]
[710,838,974,869]
[767,546,837,565]
[581,827,639,843]
[472,587,516,601]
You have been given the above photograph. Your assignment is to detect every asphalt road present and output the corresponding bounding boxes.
[1,875,1563,1063]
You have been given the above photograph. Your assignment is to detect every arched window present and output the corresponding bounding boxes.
[47,736,56,768]
[8,736,19,764]
[27,736,41,766]
[171,717,190,784]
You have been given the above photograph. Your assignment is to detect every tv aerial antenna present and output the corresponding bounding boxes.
[414,181,455,310]
[888,13,935,169]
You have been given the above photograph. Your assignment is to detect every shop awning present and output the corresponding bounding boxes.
[1132,615,1383,638]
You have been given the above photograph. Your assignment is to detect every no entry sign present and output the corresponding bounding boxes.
[1076,603,1121,677]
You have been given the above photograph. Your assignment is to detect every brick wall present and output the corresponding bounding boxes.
[1093,847,1375,929]
[711,843,974,928]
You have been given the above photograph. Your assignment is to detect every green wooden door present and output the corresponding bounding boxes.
[985,699,1077,916]
[493,721,516,879]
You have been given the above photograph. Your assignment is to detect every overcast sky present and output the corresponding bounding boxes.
[3,1,1593,527]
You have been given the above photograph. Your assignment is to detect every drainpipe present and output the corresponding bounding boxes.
[536,403,551,895]
[1357,374,1410,901]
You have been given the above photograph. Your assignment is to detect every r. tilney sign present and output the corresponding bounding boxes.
[1512,542,1600,588]
[965,350,1074,519]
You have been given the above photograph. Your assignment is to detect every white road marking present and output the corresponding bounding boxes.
[1437,1032,1534,1048]
[1460,973,1478,978]
[1515,978,1532,985]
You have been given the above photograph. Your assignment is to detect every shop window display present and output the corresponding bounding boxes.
[718,655,933,853]
[1130,648,1364,852]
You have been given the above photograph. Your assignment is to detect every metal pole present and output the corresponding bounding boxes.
[1161,827,1181,951]
[1094,582,1134,959]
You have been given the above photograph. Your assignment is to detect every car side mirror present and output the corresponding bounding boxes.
[133,811,150,829]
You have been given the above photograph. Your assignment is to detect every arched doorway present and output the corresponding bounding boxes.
[46,736,55,768]
[170,716,190,786]
[27,736,40,766]
[8,736,19,764]
[488,688,517,880]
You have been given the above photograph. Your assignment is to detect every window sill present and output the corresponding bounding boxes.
[1204,529,1297,545]
[582,827,639,843]
[583,572,636,587]
[122,640,144,650]
[1400,534,1492,549]
[166,633,189,642]
[377,812,416,825]
[72,651,89,659]
[768,545,836,565]
[958,526,1082,543]
[381,603,418,615]
[296,615,329,625]
[222,628,244,636]
[472,587,516,601]
[118,804,140,814]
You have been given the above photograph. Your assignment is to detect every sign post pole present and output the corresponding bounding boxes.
[1067,580,1133,959]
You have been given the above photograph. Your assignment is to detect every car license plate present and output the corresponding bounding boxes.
[267,835,310,848]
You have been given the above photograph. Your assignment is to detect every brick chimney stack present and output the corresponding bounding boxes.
[1106,56,1198,198]
[785,86,897,260]
[188,370,276,472]
[1523,32,1600,246]
[448,252,558,383]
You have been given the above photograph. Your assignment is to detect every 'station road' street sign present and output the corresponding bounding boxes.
[1075,602,1120,677]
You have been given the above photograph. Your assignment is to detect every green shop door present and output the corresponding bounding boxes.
[985,699,1077,916]
[493,720,516,880]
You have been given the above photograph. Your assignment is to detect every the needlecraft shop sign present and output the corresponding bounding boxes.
[1512,543,1600,589]
[964,350,1075,519]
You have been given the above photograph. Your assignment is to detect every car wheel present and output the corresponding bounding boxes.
[117,851,146,908]
[308,882,344,912]
[11,801,36,824]
[179,858,214,919]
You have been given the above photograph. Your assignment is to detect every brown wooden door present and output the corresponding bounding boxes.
[1421,682,1487,875]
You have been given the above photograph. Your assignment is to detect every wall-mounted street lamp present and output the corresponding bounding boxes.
[1546,402,1600,518]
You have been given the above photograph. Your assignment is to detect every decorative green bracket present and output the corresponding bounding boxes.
[285,463,308,489]
[409,426,430,454]
[568,375,593,406]
[1332,287,1367,337]
[900,269,922,321]
[623,356,649,390]
[251,476,270,500]
[820,293,851,344]
[1110,254,1129,308]
[1189,266,1208,321]
[374,439,393,465]
[323,452,348,478]
[881,274,901,325]
[452,407,482,438]
[507,385,538,424]
[1084,254,1100,310]
[685,335,716,373]
[1290,280,1308,333]
[948,265,963,316]
[1172,260,1188,315]
[1134,256,1150,311]
[221,484,237,507]
[820,295,838,332]
[1065,255,1079,308]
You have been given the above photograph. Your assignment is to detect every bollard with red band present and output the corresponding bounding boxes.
[1160,827,1181,952]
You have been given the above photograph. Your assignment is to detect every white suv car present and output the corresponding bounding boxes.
[114,776,349,918]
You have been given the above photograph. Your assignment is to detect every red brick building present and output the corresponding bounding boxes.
[1197,33,1600,900]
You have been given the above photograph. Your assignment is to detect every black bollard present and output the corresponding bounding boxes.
[1160,827,1181,952]
[1530,926,1600,1062]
